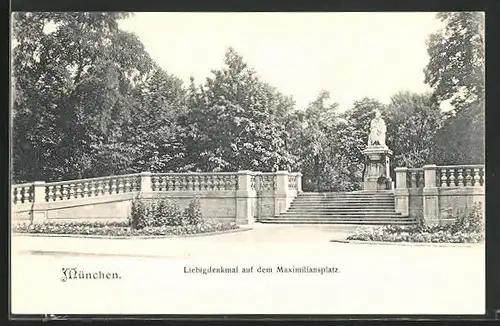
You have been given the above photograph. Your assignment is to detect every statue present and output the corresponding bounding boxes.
[368,110,386,147]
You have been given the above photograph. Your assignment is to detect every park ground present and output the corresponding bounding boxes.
[11,224,485,315]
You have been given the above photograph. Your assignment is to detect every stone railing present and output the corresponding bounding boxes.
[44,173,141,202]
[407,168,424,189]
[259,173,277,191]
[288,172,302,192]
[394,164,485,225]
[436,165,484,187]
[12,170,302,225]
[12,182,34,204]
[150,172,238,191]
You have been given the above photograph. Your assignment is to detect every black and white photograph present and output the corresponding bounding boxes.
[10,12,485,316]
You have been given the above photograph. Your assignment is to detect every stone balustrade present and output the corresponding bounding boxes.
[12,183,34,204]
[11,170,302,225]
[259,173,277,191]
[150,173,239,192]
[44,173,141,202]
[436,165,484,188]
[395,164,485,225]
[407,168,424,189]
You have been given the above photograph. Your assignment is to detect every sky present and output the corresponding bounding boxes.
[121,13,444,111]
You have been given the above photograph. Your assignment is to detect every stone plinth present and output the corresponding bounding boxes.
[362,145,393,191]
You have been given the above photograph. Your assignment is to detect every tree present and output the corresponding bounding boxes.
[12,12,188,181]
[385,91,443,168]
[423,12,485,164]
[182,48,296,172]
[424,12,485,111]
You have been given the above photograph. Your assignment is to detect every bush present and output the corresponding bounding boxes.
[183,196,203,225]
[347,202,484,244]
[129,195,204,230]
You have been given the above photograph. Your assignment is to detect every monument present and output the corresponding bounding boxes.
[362,109,393,191]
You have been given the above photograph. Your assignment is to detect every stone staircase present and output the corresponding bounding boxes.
[260,190,417,225]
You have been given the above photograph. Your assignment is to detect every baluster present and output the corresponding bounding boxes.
[465,168,472,186]
[206,176,212,191]
[15,187,22,204]
[88,181,95,197]
[68,184,75,199]
[232,175,238,190]
[449,169,456,187]
[62,185,68,200]
[185,175,192,191]
[162,176,168,191]
[55,185,61,201]
[124,178,131,193]
[198,175,204,191]
[75,183,82,198]
[163,176,169,191]
[457,168,464,186]
[117,178,124,194]
[82,182,88,198]
[101,180,108,194]
[440,169,448,187]
[47,185,54,202]
[16,187,23,203]
[191,175,198,191]
[98,181,105,196]
[221,175,226,190]
[110,179,117,194]
[473,168,481,187]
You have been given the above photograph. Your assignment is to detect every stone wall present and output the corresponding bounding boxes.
[395,164,485,225]
[11,171,302,226]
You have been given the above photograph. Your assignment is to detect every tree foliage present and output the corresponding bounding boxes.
[12,12,187,182]
[424,12,485,165]
[181,48,296,172]
[424,12,484,111]
[11,12,482,191]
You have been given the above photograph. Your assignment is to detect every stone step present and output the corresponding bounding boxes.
[260,219,416,225]
[293,201,395,204]
[286,208,398,213]
[297,194,394,198]
[278,213,403,218]
[301,191,394,195]
[290,203,395,208]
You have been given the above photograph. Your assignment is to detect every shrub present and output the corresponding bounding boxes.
[129,195,204,230]
[158,197,184,227]
[347,202,484,244]
[183,196,203,225]
[129,194,150,229]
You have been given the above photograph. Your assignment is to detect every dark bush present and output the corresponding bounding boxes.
[129,195,205,230]
[183,196,203,225]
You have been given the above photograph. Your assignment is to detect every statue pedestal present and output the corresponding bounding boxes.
[362,145,393,191]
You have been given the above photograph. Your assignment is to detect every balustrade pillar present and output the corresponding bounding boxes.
[274,171,290,216]
[140,171,153,192]
[394,167,409,216]
[236,171,256,225]
[423,164,440,225]
[296,173,303,193]
[31,181,47,224]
